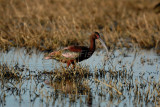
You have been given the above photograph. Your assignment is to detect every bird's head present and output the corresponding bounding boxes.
[93,32,100,39]
[92,32,108,53]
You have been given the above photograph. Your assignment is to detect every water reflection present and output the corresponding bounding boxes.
[45,79,93,106]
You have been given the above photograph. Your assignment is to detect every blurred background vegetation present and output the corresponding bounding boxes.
[0,0,159,51]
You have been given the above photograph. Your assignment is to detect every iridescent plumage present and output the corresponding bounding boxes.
[44,32,108,67]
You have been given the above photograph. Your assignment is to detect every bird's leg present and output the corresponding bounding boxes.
[71,60,76,70]
[67,61,71,68]
[71,63,76,69]
[67,60,76,70]
[66,61,72,72]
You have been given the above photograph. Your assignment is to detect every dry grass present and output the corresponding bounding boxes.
[0,0,160,51]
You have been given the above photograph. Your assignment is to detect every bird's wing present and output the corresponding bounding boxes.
[61,49,80,59]
[44,46,88,60]
[61,46,86,59]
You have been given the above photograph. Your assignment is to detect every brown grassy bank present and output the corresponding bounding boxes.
[0,0,160,51]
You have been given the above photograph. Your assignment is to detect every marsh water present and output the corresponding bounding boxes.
[0,48,160,107]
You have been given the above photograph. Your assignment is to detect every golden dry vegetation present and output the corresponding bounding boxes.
[0,0,160,51]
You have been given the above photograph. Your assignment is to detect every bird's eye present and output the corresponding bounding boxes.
[96,34,100,39]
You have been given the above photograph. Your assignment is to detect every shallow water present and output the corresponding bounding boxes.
[0,48,160,107]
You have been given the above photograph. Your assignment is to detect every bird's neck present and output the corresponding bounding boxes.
[89,37,96,51]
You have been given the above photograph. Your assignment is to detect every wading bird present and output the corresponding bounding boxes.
[44,32,108,67]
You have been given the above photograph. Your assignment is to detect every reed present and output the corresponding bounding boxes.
[0,0,159,51]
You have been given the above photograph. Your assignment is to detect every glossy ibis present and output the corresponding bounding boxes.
[44,32,108,67]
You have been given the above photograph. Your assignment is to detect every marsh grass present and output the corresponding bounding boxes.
[0,0,160,51]
[0,63,23,81]
[42,65,92,82]
[0,51,160,106]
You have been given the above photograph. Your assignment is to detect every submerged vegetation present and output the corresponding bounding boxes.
[0,0,160,51]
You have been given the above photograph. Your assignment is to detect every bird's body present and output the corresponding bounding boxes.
[44,32,107,67]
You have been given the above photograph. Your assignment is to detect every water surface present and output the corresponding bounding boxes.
[0,48,160,107]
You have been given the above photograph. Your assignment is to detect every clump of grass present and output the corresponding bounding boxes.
[0,63,22,81]
[45,77,91,95]
[43,65,92,82]
[42,65,92,95]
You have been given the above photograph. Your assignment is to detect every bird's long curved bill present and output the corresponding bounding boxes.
[99,37,108,53]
